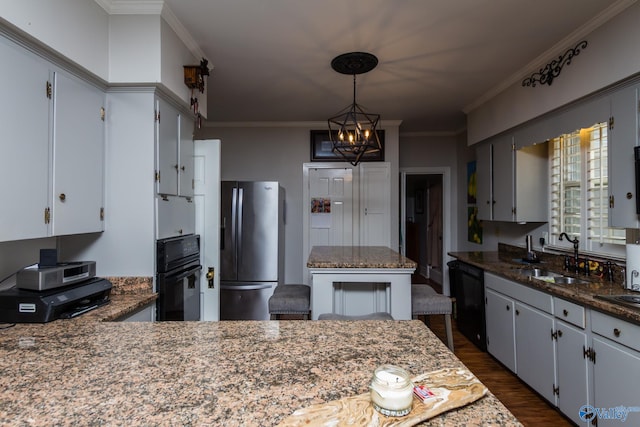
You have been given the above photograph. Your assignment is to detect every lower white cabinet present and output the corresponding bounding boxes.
[485,273,556,402]
[553,297,590,425]
[119,304,154,322]
[515,302,556,404]
[554,319,590,425]
[485,273,640,426]
[590,311,640,427]
[485,287,517,372]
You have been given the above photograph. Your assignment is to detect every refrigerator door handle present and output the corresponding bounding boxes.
[237,187,244,264]
[231,187,238,274]
[220,216,226,250]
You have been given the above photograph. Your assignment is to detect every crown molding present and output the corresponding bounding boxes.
[95,0,164,14]
[463,0,638,114]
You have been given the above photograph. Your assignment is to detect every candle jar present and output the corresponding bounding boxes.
[369,364,413,417]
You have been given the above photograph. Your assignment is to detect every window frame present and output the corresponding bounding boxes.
[547,122,625,258]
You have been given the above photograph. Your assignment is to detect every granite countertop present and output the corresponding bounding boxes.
[0,319,521,426]
[307,246,417,269]
[86,276,157,322]
[449,251,640,324]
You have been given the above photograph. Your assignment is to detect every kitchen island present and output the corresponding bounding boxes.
[307,246,417,320]
[0,318,520,426]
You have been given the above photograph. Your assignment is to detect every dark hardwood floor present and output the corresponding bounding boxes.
[418,279,574,427]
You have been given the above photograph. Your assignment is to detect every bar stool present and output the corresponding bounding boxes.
[268,284,311,320]
[317,312,394,320]
[411,284,455,351]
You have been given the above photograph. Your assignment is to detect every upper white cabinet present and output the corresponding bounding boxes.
[476,137,548,222]
[0,37,105,242]
[476,142,492,221]
[0,38,51,241]
[156,99,194,198]
[179,114,195,197]
[52,71,105,236]
[608,84,639,229]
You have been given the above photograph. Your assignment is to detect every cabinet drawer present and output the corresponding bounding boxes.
[591,310,640,352]
[553,297,585,328]
[485,273,552,313]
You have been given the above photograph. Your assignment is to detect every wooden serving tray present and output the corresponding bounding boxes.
[277,367,488,427]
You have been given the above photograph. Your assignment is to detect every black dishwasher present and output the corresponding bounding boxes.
[448,260,486,351]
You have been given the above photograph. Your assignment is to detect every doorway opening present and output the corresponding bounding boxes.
[400,168,451,293]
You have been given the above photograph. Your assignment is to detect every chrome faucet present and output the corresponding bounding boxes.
[559,232,580,273]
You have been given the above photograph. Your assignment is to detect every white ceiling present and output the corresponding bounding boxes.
[159,0,622,132]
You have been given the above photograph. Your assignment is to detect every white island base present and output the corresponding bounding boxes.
[309,267,414,320]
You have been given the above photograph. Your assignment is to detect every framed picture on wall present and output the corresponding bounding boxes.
[310,130,385,162]
[467,161,477,204]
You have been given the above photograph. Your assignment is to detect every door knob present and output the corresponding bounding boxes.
[206,267,215,288]
[59,193,66,201]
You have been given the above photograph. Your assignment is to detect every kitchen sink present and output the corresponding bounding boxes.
[513,268,561,278]
[550,276,590,285]
[513,267,590,285]
[595,294,640,310]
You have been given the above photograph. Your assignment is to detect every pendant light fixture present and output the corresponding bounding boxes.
[328,52,382,166]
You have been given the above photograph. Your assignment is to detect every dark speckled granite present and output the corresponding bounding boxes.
[449,249,640,324]
[307,246,417,269]
[0,320,520,426]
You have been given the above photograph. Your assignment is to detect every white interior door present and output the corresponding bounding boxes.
[194,139,221,321]
[308,167,353,247]
[303,165,354,283]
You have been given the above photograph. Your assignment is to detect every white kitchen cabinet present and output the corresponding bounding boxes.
[485,272,556,399]
[360,163,391,247]
[0,37,51,241]
[119,304,154,322]
[0,36,105,242]
[554,318,590,425]
[156,97,179,196]
[591,309,640,427]
[156,195,196,239]
[515,301,556,404]
[476,137,548,222]
[608,84,640,229]
[476,142,492,221]
[156,99,195,198]
[51,71,105,236]
[485,287,517,372]
[492,137,514,221]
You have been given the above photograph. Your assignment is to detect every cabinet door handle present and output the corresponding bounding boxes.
[59,193,66,202]
[506,305,510,311]
[563,309,568,317]
[515,309,519,316]
[613,328,621,337]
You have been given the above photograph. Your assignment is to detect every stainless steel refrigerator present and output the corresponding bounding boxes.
[219,181,284,320]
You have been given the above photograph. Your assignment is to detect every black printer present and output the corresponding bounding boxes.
[0,261,112,323]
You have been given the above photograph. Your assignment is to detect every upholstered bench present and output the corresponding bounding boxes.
[317,312,394,320]
[268,284,311,320]
[411,284,454,351]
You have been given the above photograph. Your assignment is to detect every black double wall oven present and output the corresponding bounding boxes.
[156,234,201,321]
